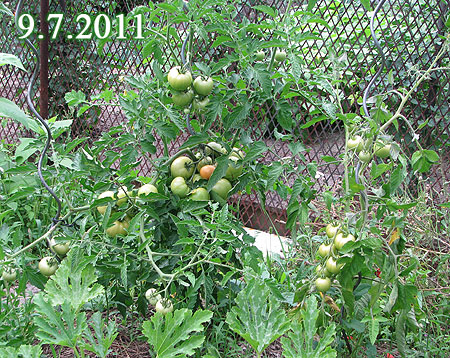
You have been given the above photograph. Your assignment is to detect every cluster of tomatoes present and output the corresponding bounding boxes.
[314,224,356,293]
[170,142,244,201]
[96,183,159,238]
[168,66,214,111]
[1,235,70,282]
[346,134,393,162]
[255,49,287,64]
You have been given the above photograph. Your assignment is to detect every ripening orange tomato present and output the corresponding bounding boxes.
[200,165,215,180]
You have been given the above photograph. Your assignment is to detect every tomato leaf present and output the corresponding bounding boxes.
[243,141,267,163]
[142,308,212,358]
[253,5,276,18]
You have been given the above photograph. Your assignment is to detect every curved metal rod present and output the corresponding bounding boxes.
[180,1,195,135]
[15,0,62,224]
[362,0,388,119]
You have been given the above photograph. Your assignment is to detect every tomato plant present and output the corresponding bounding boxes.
[211,178,232,200]
[138,183,158,197]
[190,187,209,201]
[155,298,173,315]
[193,97,210,112]
[193,76,213,96]
[224,157,243,181]
[167,66,192,91]
[145,288,162,306]
[38,257,58,277]
[274,50,286,62]
[97,190,115,215]
[255,50,265,61]
[199,165,215,179]
[1,267,17,282]
[374,143,391,158]
[333,233,355,251]
[325,223,340,238]
[170,156,194,179]
[171,89,194,107]
[170,177,190,197]
[315,277,331,293]
[50,238,70,256]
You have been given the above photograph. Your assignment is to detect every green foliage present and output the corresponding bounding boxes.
[226,278,290,356]
[44,249,104,310]
[142,308,213,358]
[281,296,337,358]
[0,345,42,358]
[33,248,117,357]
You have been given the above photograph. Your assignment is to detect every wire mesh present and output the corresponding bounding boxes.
[1,0,449,232]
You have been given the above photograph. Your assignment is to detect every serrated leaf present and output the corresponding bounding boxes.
[34,294,87,348]
[226,279,290,355]
[266,162,283,190]
[44,249,104,311]
[281,296,336,358]
[82,312,118,358]
[65,90,86,106]
[243,141,267,163]
[142,308,213,358]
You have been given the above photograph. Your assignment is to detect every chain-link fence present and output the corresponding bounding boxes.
[1,0,449,232]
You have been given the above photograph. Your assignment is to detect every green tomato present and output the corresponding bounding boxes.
[155,298,173,315]
[171,89,194,107]
[145,288,162,306]
[347,135,363,152]
[193,76,214,96]
[224,156,243,181]
[39,257,58,277]
[170,177,190,198]
[97,190,115,215]
[190,187,210,201]
[255,50,265,61]
[230,147,245,159]
[315,277,331,293]
[315,265,331,277]
[106,220,128,237]
[325,223,340,238]
[317,243,332,258]
[334,233,356,251]
[205,142,227,157]
[359,151,371,163]
[193,97,210,112]
[170,156,194,179]
[274,50,287,62]
[167,66,192,91]
[2,267,17,282]
[326,257,343,274]
[138,184,158,197]
[50,238,70,256]
[212,178,232,200]
[117,187,132,206]
[375,143,391,158]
